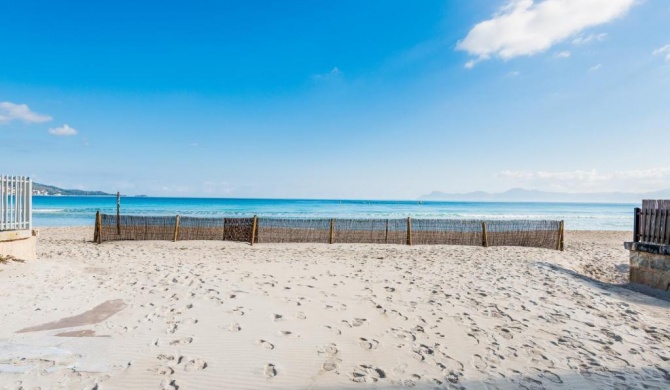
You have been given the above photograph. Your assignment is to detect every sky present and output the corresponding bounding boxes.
[1,0,669,199]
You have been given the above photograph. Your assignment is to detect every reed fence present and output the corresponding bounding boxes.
[94,212,564,250]
[634,200,670,245]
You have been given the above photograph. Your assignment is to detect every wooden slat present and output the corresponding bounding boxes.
[645,208,653,242]
[482,222,488,247]
[329,219,335,244]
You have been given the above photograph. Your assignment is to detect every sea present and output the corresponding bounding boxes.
[33,196,636,231]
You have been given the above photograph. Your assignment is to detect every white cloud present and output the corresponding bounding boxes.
[0,102,52,124]
[457,0,635,66]
[312,67,342,80]
[652,44,670,62]
[572,32,607,45]
[507,71,521,77]
[589,64,602,71]
[498,168,670,192]
[48,124,78,136]
[554,51,571,59]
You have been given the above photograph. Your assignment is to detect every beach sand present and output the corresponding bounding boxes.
[1,228,669,389]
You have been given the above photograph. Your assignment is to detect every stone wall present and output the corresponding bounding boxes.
[625,242,670,291]
[0,229,37,261]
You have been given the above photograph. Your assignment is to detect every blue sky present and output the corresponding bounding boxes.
[1,0,669,199]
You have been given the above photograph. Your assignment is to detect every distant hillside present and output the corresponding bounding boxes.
[420,188,670,203]
[33,183,113,196]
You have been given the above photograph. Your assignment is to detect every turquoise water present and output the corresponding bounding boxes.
[33,196,635,230]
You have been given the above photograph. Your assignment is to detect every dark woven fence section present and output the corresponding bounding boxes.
[100,214,176,241]
[178,217,225,241]
[223,218,254,242]
[333,219,407,244]
[486,220,560,249]
[258,218,330,243]
[95,213,563,250]
[412,219,483,246]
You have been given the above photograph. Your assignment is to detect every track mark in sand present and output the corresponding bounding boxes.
[273,314,283,322]
[318,343,341,372]
[183,358,207,372]
[536,369,562,384]
[296,312,307,320]
[169,337,193,345]
[390,328,416,342]
[317,343,338,356]
[472,354,487,371]
[278,330,296,337]
[322,360,340,371]
[350,365,386,383]
[496,326,513,340]
[161,379,179,390]
[229,322,241,332]
[157,353,180,362]
[358,338,379,350]
[229,307,246,316]
[264,363,277,378]
[257,339,275,350]
[149,366,175,375]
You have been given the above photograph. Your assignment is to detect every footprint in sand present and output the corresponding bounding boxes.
[264,363,277,378]
[229,323,242,332]
[472,354,487,371]
[169,337,193,345]
[273,314,283,322]
[296,312,307,320]
[257,339,275,350]
[390,328,416,342]
[359,338,379,350]
[160,379,179,390]
[350,365,386,383]
[149,366,175,375]
[183,358,207,372]
[318,343,339,356]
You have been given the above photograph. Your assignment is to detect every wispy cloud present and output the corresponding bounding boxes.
[652,44,670,62]
[572,32,607,45]
[499,168,670,192]
[48,124,78,136]
[0,102,52,124]
[312,67,342,81]
[457,0,635,67]
[589,64,602,71]
[554,51,571,59]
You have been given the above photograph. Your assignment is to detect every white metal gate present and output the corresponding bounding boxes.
[0,175,32,231]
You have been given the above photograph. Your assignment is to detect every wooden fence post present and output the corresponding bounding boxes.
[482,222,488,247]
[95,211,102,244]
[173,215,180,242]
[633,208,641,243]
[94,211,100,243]
[329,219,335,244]
[116,192,121,235]
[385,219,389,244]
[222,218,226,241]
[406,217,412,246]
[557,220,565,251]
[251,215,258,246]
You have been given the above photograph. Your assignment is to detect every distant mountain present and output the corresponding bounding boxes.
[419,188,670,203]
[33,183,113,196]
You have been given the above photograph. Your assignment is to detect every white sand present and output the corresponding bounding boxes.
[1,228,669,389]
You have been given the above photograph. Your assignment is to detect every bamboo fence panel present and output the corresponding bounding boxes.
[95,213,564,250]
